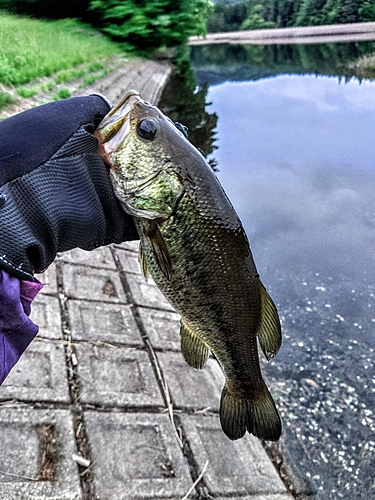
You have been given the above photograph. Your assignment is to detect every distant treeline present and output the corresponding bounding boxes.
[208,0,375,32]
[0,0,211,52]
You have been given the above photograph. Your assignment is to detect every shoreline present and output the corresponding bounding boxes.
[189,21,375,46]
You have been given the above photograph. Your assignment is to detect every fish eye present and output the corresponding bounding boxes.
[137,118,159,141]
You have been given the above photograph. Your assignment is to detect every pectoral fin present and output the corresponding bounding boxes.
[257,281,282,361]
[180,320,209,369]
[143,220,172,281]
[138,244,149,280]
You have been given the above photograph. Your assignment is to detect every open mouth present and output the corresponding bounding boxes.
[95,89,142,155]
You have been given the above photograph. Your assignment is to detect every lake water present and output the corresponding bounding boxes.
[160,41,375,499]
[205,74,375,499]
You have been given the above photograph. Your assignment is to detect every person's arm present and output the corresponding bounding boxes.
[0,95,138,384]
[0,270,43,385]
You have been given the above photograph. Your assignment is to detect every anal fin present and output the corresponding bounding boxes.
[180,320,209,369]
[257,281,282,361]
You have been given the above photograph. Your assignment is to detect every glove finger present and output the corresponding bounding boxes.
[0,95,111,186]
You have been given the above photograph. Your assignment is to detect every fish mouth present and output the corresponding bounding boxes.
[95,89,144,156]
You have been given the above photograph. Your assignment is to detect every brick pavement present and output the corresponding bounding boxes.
[0,242,294,500]
[0,60,294,499]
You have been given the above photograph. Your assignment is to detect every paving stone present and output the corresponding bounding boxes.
[115,247,142,275]
[67,300,142,346]
[84,411,192,499]
[30,295,62,340]
[35,264,58,296]
[0,408,81,500]
[137,307,181,350]
[0,340,70,403]
[113,240,139,253]
[62,263,127,303]
[126,274,174,311]
[180,415,287,497]
[59,246,117,269]
[157,352,224,411]
[75,345,164,407]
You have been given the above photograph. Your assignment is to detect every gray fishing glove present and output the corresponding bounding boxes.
[0,95,138,281]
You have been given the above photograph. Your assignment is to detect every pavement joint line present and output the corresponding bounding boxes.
[55,259,95,500]
[110,246,137,304]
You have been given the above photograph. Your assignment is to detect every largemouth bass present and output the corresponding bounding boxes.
[95,90,282,441]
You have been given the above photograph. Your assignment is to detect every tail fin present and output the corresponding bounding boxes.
[220,382,281,441]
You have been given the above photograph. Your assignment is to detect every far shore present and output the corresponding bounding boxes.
[189,21,375,46]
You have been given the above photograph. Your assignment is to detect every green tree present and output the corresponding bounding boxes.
[295,0,328,25]
[241,4,276,29]
[88,0,212,52]
[0,0,90,19]
[359,0,375,21]
[206,1,248,32]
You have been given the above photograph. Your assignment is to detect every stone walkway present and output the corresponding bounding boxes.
[0,59,294,500]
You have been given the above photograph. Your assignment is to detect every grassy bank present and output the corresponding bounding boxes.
[0,12,127,111]
[0,13,120,86]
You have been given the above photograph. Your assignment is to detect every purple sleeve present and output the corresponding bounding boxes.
[0,270,43,385]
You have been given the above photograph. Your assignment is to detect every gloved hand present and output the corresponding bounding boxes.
[0,95,138,282]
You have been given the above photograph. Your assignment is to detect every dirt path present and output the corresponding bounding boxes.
[0,56,173,120]
[190,21,375,46]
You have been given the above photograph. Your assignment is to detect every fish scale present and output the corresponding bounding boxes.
[95,90,282,441]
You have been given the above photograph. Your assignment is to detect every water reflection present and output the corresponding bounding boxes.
[191,41,375,83]
[208,76,375,289]
[158,68,218,168]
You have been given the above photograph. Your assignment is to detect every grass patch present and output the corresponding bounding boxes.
[54,68,86,84]
[88,62,104,72]
[0,90,16,110]
[80,69,110,88]
[0,13,121,86]
[53,88,71,100]
[16,87,38,98]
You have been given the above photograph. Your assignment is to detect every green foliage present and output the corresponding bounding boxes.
[241,4,276,29]
[207,1,247,32]
[359,0,375,21]
[0,90,15,109]
[0,13,120,86]
[54,68,86,84]
[0,0,91,20]
[88,0,213,52]
[53,88,71,100]
[79,69,109,87]
[16,87,38,98]
[207,0,375,32]
[295,0,329,25]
